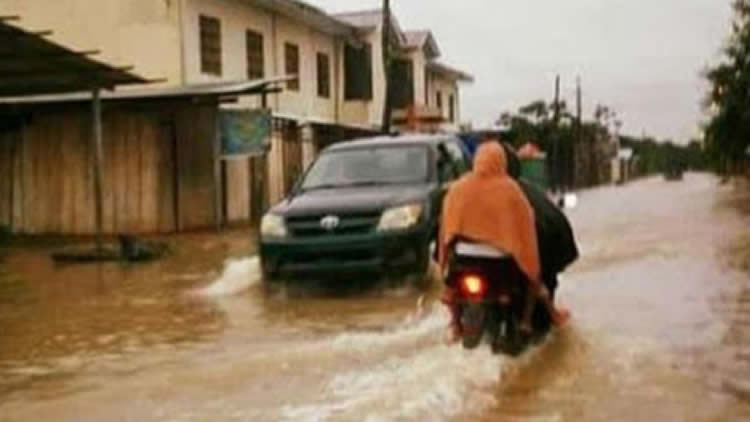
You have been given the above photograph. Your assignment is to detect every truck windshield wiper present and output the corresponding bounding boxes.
[341,181,384,187]
[300,181,389,191]
[299,184,341,192]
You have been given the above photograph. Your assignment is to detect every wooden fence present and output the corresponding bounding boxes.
[0,101,218,235]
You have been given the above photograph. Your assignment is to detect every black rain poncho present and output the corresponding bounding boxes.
[501,143,579,288]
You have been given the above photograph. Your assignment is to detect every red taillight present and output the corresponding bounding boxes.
[460,274,486,296]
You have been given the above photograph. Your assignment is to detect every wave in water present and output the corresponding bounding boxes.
[280,307,506,422]
[194,257,261,297]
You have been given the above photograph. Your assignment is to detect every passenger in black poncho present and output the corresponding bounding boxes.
[499,142,579,331]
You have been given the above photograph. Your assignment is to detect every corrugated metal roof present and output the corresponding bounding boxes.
[0,16,148,96]
[272,111,379,132]
[334,8,406,46]
[243,0,355,36]
[334,9,383,28]
[0,76,294,105]
[427,61,474,83]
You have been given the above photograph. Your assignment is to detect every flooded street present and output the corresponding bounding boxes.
[2,173,750,421]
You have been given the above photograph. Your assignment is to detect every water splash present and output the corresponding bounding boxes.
[194,257,261,297]
[280,306,505,421]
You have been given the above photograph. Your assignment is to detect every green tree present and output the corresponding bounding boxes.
[704,0,750,172]
[499,100,584,188]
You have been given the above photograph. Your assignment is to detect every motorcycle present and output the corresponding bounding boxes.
[447,240,550,356]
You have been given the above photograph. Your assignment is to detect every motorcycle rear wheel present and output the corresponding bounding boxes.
[460,304,486,350]
[492,310,525,356]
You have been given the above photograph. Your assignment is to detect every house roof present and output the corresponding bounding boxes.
[0,16,149,96]
[242,0,355,36]
[334,8,406,46]
[0,76,293,105]
[427,61,474,83]
[403,30,440,59]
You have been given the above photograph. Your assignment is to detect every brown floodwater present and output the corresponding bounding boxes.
[1,173,750,421]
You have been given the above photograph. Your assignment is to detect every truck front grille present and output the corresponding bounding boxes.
[286,212,381,237]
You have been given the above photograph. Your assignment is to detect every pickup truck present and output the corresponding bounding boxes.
[259,134,471,282]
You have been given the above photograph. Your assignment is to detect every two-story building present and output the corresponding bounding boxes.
[1,0,472,226]
[334,10,473,133]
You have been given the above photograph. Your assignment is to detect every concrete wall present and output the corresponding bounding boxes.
[0,0,184,84]
[409,49,428,107]
[182,0,338,121]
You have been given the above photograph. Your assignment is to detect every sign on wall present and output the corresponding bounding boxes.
[220,109,271,157]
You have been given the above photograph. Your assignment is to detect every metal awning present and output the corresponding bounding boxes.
[0,16,148,95]
[0,76,295,105]
[426,61,474,83]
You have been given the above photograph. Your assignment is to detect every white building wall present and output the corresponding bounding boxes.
[409,50,428,107]
[181,0,338,121]
[0,0,183,84]
[429,74,460,130]
[2,0,465,131]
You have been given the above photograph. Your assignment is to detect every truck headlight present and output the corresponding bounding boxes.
[377,203,424,232]
[261,213,287,238]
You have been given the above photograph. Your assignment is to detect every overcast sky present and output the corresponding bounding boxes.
[308,0,733,143]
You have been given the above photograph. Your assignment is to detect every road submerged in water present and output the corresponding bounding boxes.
[2,173,750,421]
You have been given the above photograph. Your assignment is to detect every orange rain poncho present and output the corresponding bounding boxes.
[439,142,541,283]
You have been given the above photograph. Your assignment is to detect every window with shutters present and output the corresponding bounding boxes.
[436,91,443,113]
[390,59,414,109]
[285,43,300,91]
[246,30,264,80]
[199,15,222,76]
[449,94,455,122]
[344,42,373,100]
[317,53,330,98]
[424,69,430,106]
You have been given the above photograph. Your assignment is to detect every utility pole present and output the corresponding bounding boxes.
[92,88,104,251]
[553,75,561,124]
[381,0,392,134]
[575,76,582,188]
[552,75,561,192]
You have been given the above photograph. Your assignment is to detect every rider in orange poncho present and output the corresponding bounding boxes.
[439,141,568,340]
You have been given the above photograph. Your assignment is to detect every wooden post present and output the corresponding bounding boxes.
[8,121,17,231]
[575,76,582,188]
[381,0,392,134]
[552,75,560,192]
[92,88,104,250]
[214,109,223,231]
[170,115,181,233]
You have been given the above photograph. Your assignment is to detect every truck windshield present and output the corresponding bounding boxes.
[301,146,429,190]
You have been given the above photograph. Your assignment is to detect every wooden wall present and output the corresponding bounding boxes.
[103,109,176,234]
[174,104,218,231]
[248,155,268,223]
[281,122,303,196]
[0,101,218,235]
[225,158,250,224]
[0,127,18,229]
[223,154,269,225]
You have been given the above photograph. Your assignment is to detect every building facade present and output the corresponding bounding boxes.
[1,0,473,223]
